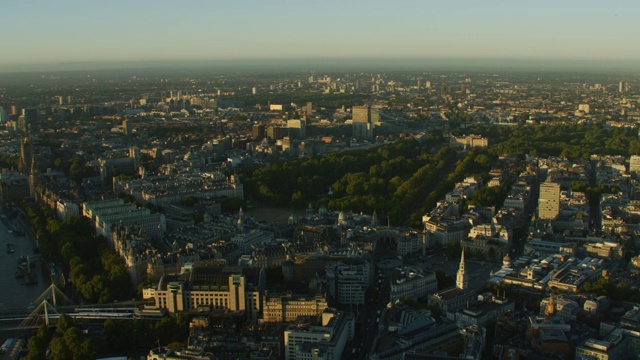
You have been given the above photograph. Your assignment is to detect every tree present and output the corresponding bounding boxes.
[468,186,507,208]
[49,337,71,360]
[56,313,75,334]
[104,319,132,351]
[65,216,94,237]
[222,197,245,214]
[69,156,86,172]
[75,339,100,360]
[130,320,154,348]
[154,316,189,345]
[63,327,83,354]
[291,191,305,208]
[26,326,51,360]
[474,154,491,169]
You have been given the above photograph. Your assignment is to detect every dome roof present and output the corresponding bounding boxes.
[503,253,512,266]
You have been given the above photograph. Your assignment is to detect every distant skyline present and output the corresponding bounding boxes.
[3,0,639,72]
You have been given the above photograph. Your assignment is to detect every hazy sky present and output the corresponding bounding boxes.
[2,0,638,67]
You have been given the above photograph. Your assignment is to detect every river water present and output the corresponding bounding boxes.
[0,215,49,311]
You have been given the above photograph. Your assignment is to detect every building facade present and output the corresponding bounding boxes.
[146,267,263,321]
[326,261,370,306]
[538,182,561,220]
[390,267,437,302]
[284,309,354,360]
[263,293,328,323]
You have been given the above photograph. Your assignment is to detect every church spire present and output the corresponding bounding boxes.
[456,248,468,290]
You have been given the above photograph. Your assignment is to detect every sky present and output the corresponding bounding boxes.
[2,0,639,70]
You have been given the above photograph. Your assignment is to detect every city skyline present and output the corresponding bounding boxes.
[3,0,639,72]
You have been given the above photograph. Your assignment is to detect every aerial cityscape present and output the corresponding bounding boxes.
[1,1,640,360]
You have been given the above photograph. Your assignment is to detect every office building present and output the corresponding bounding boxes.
[17,115,28,132]
[252,124,265,140]
[56,200,80,221]
[0,107,7,123]
[0,173,30,206]
[538,182,561,220]
[578,103,590,114]
[450,135,489,149]
[123,119,132,136]
[350,103,378,137]
[263,292,328,323]
[351,105,370,123]
[352,122,373,139]
[371,107,381,125]
[455,295,514,327]
[82,198,166,239]
[146,266,264,321]
[575,326,640,360]
[286,119,306,139]
[19,138,33,174]
[326,261,370,306]
[284,309,355,360]
[21,108,38,132]
[389,267,437,302]
[305,102,313,115]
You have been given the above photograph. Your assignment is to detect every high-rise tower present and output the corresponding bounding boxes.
[538,182,561,220]
[19,138,33,174]
[351,105,373,139]
[22,108,38,131]
[0,107,7,123]
[351,105,371,124]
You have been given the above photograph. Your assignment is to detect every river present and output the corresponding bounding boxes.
[0,215,49,311]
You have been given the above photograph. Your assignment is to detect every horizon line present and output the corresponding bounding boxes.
[1,57,640,74]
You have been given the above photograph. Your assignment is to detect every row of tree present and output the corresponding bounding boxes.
[26,315,99,360]
[25,314,191,359]
[19,201,133,303]
[405,148,497,227]
[456,123,640,160]
[579,277,640,303]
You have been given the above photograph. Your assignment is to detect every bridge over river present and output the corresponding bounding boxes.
[0,284,152,332]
